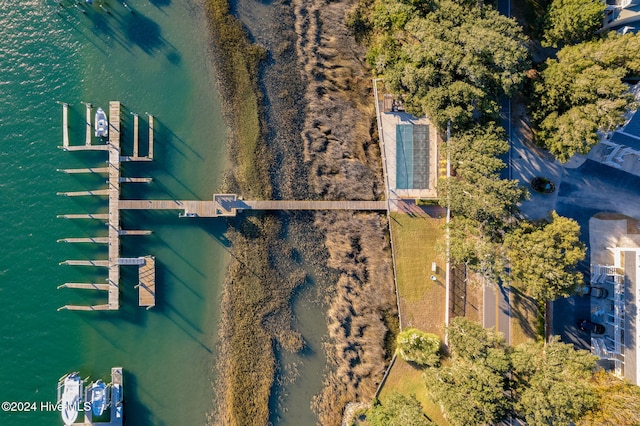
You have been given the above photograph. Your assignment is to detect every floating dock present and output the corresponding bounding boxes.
[62,367,123,426]
[58,101,387,310]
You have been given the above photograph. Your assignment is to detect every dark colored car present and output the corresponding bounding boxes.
[580,286,609,299]
[578,320,606,334]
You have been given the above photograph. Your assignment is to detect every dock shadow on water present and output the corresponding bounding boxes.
[122,371,154,426]
[149,0,172,8]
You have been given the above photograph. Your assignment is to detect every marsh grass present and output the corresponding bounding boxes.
[204,1,304,424]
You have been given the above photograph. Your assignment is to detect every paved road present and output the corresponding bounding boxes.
[483,282,511,343]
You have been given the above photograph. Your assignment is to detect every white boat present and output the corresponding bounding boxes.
[95,107,108,138]
[87,379,108,417]
[60,373,82,426]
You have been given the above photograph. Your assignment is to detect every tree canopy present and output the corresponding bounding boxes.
[424,358,510,426]
[396,328,441,366]
[424,318,511,426]
[442,124,525,278]
[511,337,598,425]
[423,319,600,425]
[446,316,506,361]
[532,33,640,162]
[367,393,434,426]
[365,0,529,130]
[579,370,640,425]
[505,212,585,301]
[541,0,605,47]
[444,124,526,226]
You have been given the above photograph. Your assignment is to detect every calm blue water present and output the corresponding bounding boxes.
[0,0,228,424]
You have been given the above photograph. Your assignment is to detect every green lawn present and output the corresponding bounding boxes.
[390,212,447,336]
[376,212,449,424]
[379,358,450,425]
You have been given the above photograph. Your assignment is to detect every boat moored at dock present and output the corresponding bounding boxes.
[94,107,108,138]
[87,379,109,417]
[59,372,82,426]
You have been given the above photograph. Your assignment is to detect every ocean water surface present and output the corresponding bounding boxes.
[0,0,228,424]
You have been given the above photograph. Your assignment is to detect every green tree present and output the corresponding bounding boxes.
[442,124,527,226]
[505,212,585,301]
[441,125,525,278]
[542,0,605,47]
[580,370,640,425]
[396,328,441,366]
[367,393,434,426]
[532,33,640,161]
[511,337,598,425]
[448,217,507,279]
[367,0,529,130]
[424,357,510,426]
[446,317,506,361]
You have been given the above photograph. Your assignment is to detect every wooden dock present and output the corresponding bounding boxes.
[62,102,69,148]
[133,113,139,158]
[118,196,387,217]
[57,100,387,311]
[85,102,92,146]
[59,101,155,311]
[58,167,110,174]
[148,114,154,160]
[137,256,156,309]
[58,237,109,244]
[57,190,110,197]
[58,283,110,290]
[60,260,109,267]
[107,101,122,310]
[57,214,109,220]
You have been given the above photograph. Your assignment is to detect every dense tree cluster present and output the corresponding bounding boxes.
[362,0,529,130]
[443,124,526,279]
[505,212,585,300]
[424,318,510,426]
[541,0,605,47]
[532,33,640,162]
[424,318,599,426]
[511,336,598,425]
[367,393,434,426]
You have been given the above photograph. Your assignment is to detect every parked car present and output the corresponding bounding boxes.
[578,320,606,334]
[580,286,609,299]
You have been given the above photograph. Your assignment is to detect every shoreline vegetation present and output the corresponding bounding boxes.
[204,0,398,423]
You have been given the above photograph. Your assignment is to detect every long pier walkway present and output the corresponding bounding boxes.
[58,100,387,311]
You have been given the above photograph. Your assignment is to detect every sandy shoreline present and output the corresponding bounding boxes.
[204,0,398,423]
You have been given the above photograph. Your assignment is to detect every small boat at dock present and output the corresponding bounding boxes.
[60,372,82,426]
[111,383,123,419]
[95,107,108,138]
[87,379,109,417]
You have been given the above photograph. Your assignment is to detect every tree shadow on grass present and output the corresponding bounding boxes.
[510,286,540,343]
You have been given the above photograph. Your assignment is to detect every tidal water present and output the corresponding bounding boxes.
[0,1,228,424]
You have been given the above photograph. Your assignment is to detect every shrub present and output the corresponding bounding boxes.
[396,327,441,366]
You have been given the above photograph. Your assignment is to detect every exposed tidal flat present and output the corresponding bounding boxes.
[0,1,227,425]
